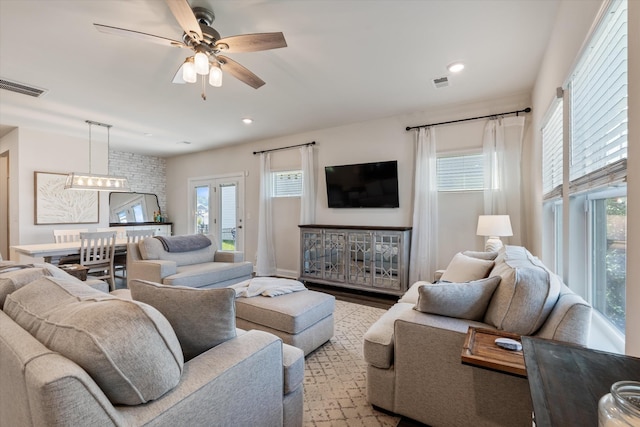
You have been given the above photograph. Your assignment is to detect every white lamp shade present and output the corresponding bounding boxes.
[208,64,222,87]
[182,59,197,83]
[194,51,209,75]
[476,215,513,237]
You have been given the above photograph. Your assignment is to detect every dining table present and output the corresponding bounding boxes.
[10,238,129,264]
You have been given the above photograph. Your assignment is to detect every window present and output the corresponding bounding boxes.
[542,99,563,200]
[590,193,626,333]
[565,0,627,334]
[272,170,303,197]
[569,0,627,185]
[437,153,484,192]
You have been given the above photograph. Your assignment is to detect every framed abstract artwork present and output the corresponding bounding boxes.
[34,171,99,224]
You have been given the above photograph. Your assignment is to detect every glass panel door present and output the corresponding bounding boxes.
[194,185,210,235]
[189,174,244,251]
[219,183,237,250]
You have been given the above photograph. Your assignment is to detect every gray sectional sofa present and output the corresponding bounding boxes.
[0,262,304,427]
[363,245,592,427]
[126,234,253,289]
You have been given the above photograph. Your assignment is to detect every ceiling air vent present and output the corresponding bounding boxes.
[432,76,450,89]
[0,78,47,97]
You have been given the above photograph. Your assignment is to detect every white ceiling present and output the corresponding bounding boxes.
[0,0,559,157]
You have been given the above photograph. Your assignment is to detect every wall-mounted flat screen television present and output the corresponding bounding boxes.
[325,160,399,208]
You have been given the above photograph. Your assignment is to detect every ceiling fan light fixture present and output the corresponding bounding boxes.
[209,63,222,87]
[194,50,209,75]
[182,57,197,83]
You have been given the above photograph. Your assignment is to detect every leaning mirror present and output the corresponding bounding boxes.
[109,192,161,224]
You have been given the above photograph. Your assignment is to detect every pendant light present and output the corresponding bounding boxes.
[65,120,131,192]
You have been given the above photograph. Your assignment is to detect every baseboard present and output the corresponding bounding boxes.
[275,268,298,279]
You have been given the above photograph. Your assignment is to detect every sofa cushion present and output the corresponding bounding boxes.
[166,261,253,287]
[235,290,334,335]
[414,276,501,321]
[0,264,51,306]
[484,245,561,335]
[129,279,237,361]
[440,252,495,282]
[138,234,218,266]
[3,276,183,405]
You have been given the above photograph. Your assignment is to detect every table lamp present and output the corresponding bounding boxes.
[476,215,513,252]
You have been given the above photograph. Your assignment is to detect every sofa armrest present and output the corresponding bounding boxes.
[126,259,177,285]
[214,250,244,263]
[117,330,285,426]
[535,291,592,345]
[391,312,532,426]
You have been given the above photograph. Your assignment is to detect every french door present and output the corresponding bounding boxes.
[189,174,244,251]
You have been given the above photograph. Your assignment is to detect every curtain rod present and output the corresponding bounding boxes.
[253,141,316,155]
[405,107,531,131]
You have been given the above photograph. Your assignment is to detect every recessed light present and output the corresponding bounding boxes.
[242,118,253,125]
[447,62,465,73]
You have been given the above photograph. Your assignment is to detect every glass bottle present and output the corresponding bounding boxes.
[598,381,640,427]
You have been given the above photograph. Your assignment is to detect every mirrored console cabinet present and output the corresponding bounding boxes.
[299,225,411,296]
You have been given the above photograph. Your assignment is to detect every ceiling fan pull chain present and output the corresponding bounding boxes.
[201,75,207,101]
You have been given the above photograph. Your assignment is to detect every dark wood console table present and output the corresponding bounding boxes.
[522,336,640,427]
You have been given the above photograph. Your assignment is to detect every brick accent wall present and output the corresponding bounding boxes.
[109,150,167,215]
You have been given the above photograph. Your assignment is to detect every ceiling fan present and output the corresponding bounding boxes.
[94,0,287,100]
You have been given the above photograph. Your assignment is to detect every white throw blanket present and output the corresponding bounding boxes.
[230,277,307,298]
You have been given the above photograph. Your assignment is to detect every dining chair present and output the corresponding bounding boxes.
[53,229,88,243]
[53,228,88,265]
[79,231,117,291]
[127,228,156,243]
[98,228,127,278]
[97,227,127,239]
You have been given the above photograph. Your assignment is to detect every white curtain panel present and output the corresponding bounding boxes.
[256,152,276,276]
[482,116,525,245]
[409,127,438,284]
[299,145,316,225]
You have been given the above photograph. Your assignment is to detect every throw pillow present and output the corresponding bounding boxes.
[3,276,183,405]
[440,252,495,282]
[462,250,499,261]
[129,279,237,361]
[0,264,52,306]
[414,276,501,321]
[484,245,561,335]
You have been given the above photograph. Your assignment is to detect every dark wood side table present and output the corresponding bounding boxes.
[522,336,640,427]
[461,327,527,378]
[58,264,89,281]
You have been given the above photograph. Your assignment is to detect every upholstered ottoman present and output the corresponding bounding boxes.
[235,290,335,356]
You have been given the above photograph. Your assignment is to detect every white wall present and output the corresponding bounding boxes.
[0,127,111,247]
[166,93,529,278]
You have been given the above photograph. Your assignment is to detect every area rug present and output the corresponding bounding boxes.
[303,299,400,426]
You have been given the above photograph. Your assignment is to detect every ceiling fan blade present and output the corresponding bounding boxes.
[215,32,287,53]
[94,24,187,48]
[165,0,203,43]
[217,55,265,89]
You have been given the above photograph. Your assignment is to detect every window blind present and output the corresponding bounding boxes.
[437,153,484,192]
[569,0,627,189]
[542,99,563,200]
[272,170,303,197]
